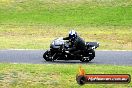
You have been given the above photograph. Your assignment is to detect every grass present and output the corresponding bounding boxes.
[0,1,131,88]
[0,0,132,26]
[0,63,131,88]
[0,0,132,50]
[0,25,132,50]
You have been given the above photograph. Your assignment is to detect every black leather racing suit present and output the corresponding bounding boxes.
[63,36,86,54]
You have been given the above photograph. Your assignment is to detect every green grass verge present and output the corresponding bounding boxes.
[0,25,132,50]
[0,0,132,26]
[0,63,131,88]
[0,0,132,50]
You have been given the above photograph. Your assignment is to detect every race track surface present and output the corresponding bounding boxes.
[0,50,132,66]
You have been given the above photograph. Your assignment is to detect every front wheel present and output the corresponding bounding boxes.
[43,50,52,61]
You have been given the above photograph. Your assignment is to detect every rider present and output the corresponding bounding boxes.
[63,30,86,53]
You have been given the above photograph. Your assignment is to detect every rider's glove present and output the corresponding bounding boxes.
[65,51,70,53]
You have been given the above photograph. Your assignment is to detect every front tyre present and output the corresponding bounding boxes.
[43,50,52,61]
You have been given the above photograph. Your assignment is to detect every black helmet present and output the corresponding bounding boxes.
[69,30,77,41]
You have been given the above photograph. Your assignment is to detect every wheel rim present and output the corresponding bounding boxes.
[45,53,49,58]
[44,51,52,61]
[81,57,90,62]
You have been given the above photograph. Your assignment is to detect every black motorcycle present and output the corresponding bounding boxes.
[43,37,99,62]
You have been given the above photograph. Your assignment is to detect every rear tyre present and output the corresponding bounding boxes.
[80,58,90,62]
[80,49,95,62]
[89,49,95,61]
[43,51,52,61]
[80,56,90,62]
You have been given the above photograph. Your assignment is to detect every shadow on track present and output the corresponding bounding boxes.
[42,60,94,64]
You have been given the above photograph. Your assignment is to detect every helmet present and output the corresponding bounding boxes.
[69,30,77,41]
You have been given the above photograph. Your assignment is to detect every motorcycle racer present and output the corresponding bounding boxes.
[63,30,86,53]
[43,30,99,62]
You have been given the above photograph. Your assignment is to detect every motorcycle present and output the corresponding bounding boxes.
[43,37,99,62]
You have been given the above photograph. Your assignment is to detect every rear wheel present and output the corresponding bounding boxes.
[80,49,95,62]
[89,49,95,61]
[80,54,90,62]
[80,57,90,62]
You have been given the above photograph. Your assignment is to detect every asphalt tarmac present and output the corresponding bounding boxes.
[0,50,131,66]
